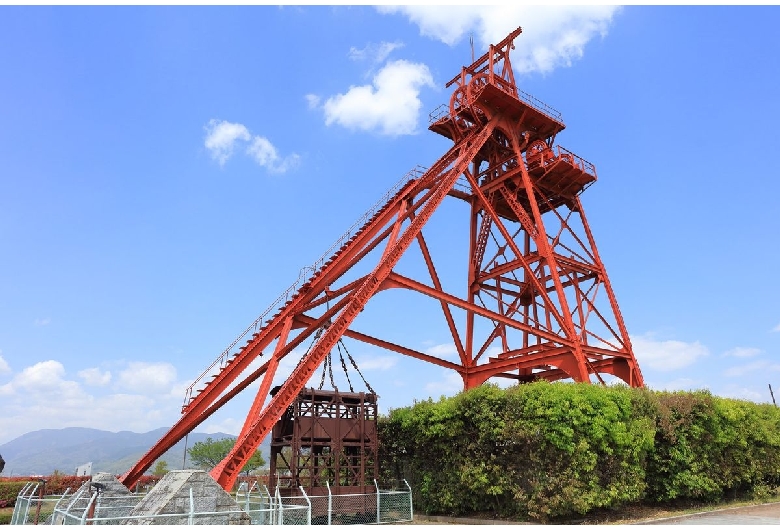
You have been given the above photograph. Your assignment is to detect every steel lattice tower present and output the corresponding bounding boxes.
[121,27,644,492]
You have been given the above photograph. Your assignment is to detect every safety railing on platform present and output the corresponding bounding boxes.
[517,89,564,123]
[182,165,426,410]
[555,145,597,178]
[428,87,564,128]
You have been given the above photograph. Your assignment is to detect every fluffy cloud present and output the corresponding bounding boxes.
[247,136,301,174]
[723,347,762,358]
[319,59,435,136]
[773,323,780,332]
[724,360,780,378]
[348,41,404,63]
[643,377,706,393]
[0,353,9,375]
[425,370,463,396]
[378,5,620,74]
[0,360,74,394]
[720,385,766,403]
[204,119,251,166]
[204,119,299,173]
[353,355,397,371]
[0,359,185,445]
[424,343,459,358]
[116,362,177,394]
[630,333,709,371]
[78,367,112,387]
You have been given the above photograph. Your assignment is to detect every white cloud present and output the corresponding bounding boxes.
[425,370,463,397]
[200,417,242,437]
[115,362,177,394]
[378,5,620,74]
[0,353,9,375]
[348,41,404,63]
[246,136,301,174]
[723,346,762,358]
[772,323,780,332]
[644,377,707,393]
[0,359,188,446]
[204,119,251,166]
[377,6,477,47]
[78,367,112,387]
[305,94,321,109]
[34,317,51,326]
[724,360,780,378]
[204,119,299,173]
[630,333,709,371]
[353,355,397,371]
[720,385,766,403]
[424,343,459,358]
[320,59,435,136]
[0,360,70,392]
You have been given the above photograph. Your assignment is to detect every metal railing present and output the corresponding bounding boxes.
[182,165,426,410]
[428,83,564,128]
[11,479,413,525]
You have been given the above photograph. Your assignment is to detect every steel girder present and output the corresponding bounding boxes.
[120,26,644,492]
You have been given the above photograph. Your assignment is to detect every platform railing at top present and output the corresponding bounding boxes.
[182,165,427,410]
[517,89,564,124]
[428,83,564,127]
[554,145,597,178]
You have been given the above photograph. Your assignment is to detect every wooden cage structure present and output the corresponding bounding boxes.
[268,387,378,496]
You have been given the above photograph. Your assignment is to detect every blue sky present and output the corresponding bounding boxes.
[1,5,780,448]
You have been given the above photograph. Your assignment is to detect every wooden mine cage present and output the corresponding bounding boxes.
[268,387,378,496]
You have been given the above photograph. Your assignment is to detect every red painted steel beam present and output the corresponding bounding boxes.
[122,26,644,492]
[209,122,499,490]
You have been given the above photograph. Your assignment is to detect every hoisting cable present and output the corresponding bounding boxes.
[337,341,354,393]
[327,348,337,391]
[318,350,329,390]
[313,289,375,394]
[338,339,375,394]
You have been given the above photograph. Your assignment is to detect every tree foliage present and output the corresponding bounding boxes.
[151,460,169,477]
[187,437,266,474]
[379,381,780,523]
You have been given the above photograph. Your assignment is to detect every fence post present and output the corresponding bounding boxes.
[299,485,311,525]
[49,486,71,525]
[188,487,194,525]
[404,479,413,521]
[261,484,272,525]
[34,479,47,524]
[21,483,39,524]
[276,485,283,525]
[326,481,332,526]
[10,482,30,525]
[80,491,98,525]
[374,479,380,524]
[60,487,86,524]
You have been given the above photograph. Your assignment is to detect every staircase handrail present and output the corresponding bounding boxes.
[182,165,427,407]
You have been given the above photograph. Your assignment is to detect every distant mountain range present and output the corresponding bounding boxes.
[0,427,271,477]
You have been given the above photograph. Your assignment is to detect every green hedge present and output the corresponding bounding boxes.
[378,382,780,522]
[0,481,28,509]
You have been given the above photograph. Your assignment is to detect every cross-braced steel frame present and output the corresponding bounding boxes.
[269,388,378,496]
[121,26,644,492]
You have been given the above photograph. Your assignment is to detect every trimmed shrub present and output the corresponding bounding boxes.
[379,382,780,522]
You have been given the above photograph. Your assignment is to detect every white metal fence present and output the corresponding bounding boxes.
[11,479,412,525]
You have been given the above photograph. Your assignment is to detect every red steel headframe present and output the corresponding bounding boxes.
[121,26,643,492]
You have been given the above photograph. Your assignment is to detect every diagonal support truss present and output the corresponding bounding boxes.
[121,26,644,492]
